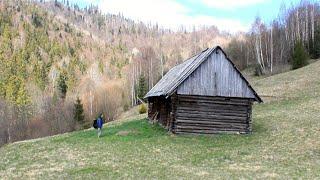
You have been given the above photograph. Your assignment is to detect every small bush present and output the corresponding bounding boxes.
[254,65,263,76]
[292,41,309,69]
[123,103,129,111]
[138,103,147,114]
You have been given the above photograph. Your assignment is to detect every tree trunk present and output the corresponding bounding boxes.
[90,90,93,117]
[255,35,264,74]
[160,54,164,78]
[270,27,273,73]
[296,10,300,41]
[311,4,315,46]
[305,6,309,44]
[150,57,153,88]
[259,34,265,72]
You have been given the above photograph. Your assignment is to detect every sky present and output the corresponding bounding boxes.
[66,0,302,33]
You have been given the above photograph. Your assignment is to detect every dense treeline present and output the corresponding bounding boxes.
[0,0,115,145]
[226,1,320,75]
[0,1,85,145]
[40,0,228,106]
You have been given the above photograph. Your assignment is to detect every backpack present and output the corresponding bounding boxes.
[93,119,98,129]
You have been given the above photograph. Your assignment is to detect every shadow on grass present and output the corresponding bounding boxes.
[252,119,268,135]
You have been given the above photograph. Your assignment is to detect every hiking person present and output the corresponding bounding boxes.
[97,113,104,138]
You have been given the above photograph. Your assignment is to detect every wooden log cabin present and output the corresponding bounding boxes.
[144,46,262,134]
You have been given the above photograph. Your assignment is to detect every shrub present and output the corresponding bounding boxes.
[138,103,147,114]
[123,103,129,111]
[93,81,124,121]
[31,12,43,27]
[292,41,309,69]
[254,65,263,76]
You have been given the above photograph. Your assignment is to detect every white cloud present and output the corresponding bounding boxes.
[98,0,189,29]
[189,15,250,32]
[201,0,268,10]
[95,0,249,33]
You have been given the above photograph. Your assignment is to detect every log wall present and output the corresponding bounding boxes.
[172,95,253,134]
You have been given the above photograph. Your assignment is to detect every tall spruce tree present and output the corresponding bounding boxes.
[137,74,147,100]
[57,72,68,99]
[292,41,309,70]
[74,97,85,128]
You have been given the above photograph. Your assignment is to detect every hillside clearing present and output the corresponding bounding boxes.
[1,61,320,179]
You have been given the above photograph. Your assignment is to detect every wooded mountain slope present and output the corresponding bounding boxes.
[0,0,230,145]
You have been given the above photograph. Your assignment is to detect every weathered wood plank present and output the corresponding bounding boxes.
[177,103,248,111]
[174,131,244,135]
[178,99,251,106]
[177,107,248,114]
[175,119,248,125]
[176,109,248,117]
[174,129,248,134]
[176,113,248,121]
[177,106,248,115]
[176,125,247,131]
[175,123,248,129]
[177,49,256,99]
[177,94,253,102]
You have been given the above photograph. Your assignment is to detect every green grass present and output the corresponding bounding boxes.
[1,61,320,179]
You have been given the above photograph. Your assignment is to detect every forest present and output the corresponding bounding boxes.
[227,1,320,74]
[0,0,319,146]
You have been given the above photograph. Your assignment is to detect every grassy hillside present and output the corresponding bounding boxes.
[0,61,320,179]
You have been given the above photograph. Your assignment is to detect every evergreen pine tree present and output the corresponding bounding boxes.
[292,41,309,70]
[137,74,147,100]
[0,80,5,98]
[74,97,85,128]
[57,71,68,99]
[16,82,30,106]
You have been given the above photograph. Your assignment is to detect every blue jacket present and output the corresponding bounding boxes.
[97,117,103,128]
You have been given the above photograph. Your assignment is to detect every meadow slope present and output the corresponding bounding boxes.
[0,61,320,179]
